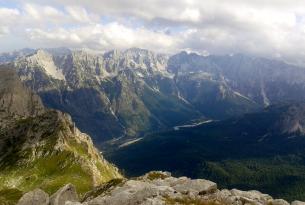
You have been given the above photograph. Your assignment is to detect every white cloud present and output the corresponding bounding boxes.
[180,8,201,22]
[65,6,99,23]
[1,0,305,65]
[27,23,179,52]
[0,7,19,17]
[0,26,9,37]
[24,4,40,20]
[22,3,99,25]
[0,7,20,26]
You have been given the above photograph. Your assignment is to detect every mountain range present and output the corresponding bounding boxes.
[3,47,305,146]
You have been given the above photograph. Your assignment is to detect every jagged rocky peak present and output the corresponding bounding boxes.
[10,47,170,89]
[122,47,169,72]
[70,50,106,77]
[103,47,169,73]
[14,49,66,81]
[123,47,161,59]
[17,171,304,205]
[59,50,106,83]
[103,49,121,59]
[167,51,218,75]
[44,47,72,56]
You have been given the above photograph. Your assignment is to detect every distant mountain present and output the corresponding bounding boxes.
[3,47,305,144]
[7,48,203,143]
[0,48,266,144]
[0,66,122,204]
[174,71,259,119]
[169,52,305,107]
[107,102,305,201]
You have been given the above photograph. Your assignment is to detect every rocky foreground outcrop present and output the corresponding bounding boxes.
[17,171,305,205]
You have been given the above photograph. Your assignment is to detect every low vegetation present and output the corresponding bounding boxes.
[164,196,223,205]
[146,171,170,180]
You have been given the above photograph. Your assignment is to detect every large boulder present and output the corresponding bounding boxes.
[85,173,218,205]
[205,189,239,205]
[270,199,290,205]
[86,180,170,205]
[292,201,305,205]
[230,189,272,202]
[172,178,217,195]
[50,184,79,205]
[17,189,49,205]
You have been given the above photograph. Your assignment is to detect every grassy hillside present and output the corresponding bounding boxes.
[0,110,122,204]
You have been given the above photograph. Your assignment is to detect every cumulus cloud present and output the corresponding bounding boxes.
[65,6,100,23]
[27,23,180,53]
[0,26,9,36]
[1,0,305,65]
[0,7,20,25]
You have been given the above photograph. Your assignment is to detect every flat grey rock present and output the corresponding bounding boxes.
[172,179,217,195]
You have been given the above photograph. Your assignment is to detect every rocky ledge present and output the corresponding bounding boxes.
[17,171,305,205]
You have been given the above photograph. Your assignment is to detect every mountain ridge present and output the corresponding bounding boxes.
[7,48,204,142]
[2,47,277,144]
[0,65,122,204]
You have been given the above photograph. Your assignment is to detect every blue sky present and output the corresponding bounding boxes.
[0,0,305,65]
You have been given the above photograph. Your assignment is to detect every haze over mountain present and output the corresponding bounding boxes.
[3,47,305,146]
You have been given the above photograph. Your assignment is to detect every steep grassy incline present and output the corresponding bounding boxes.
[0,110,122,204]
